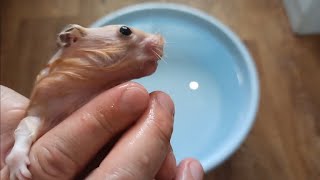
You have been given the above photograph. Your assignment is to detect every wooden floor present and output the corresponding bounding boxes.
[2,0,320,180]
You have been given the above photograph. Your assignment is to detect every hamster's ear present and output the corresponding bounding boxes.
[57,24,86,47]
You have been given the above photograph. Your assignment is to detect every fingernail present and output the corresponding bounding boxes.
[156,93,175,116]
[189,161,204,180]
[120,87,147,113]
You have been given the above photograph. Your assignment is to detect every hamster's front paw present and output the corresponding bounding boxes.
[5,149,32,180]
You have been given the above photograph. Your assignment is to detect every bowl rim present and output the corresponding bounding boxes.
[90,2,260,172]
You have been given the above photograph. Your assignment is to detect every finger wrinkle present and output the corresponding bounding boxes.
[32,146,65,179]
[32,137,79,179]
[49,134,81,169]
[113,166,137,179]
[80,109,115,137]
[1,107,26,116]
[97,165,138,180]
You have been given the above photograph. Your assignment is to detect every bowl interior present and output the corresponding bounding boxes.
[91,3,259,171]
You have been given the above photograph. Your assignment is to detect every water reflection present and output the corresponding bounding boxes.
[189,81,199,90]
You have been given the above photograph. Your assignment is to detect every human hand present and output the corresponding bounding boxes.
[0,83,204,180]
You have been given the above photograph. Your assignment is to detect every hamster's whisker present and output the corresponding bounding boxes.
[163,41,177,48]
[153,48,162,56]
[150,45,165,53]
[153,49,168,64]
[161,58,168,64]
[153,27,162,35]
[152,50,161,59]
[164,39,176,44]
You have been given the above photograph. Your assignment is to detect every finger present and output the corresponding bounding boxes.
[0,85,29,127]
[0,85,29,168]
[20,163,32,179]
[175,158,204,180]
[28,82,149,180]
[0,85,29,114]
[155,145,177,180]
[87,92,175,180]
[0,166,10,180]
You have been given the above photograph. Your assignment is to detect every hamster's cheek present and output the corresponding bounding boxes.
[141,60,158,76]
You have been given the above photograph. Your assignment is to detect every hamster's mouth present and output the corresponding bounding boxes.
[145,35,164,61]
[151,46,163,61]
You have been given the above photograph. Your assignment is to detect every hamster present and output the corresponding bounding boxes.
[5,24,164,180]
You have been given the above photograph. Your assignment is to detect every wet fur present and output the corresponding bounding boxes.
[6,24,164,180]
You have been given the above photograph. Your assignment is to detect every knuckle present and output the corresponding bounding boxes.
[80,109,115,135]
[124,81,146,91]
[31,139,78,179]
[102,166,140,180]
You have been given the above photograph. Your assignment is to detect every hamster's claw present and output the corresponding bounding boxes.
[9,166,31,180]
[6,150,32,180]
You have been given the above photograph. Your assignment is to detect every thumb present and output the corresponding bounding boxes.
[28,82,149,180]
[175,158,204,180]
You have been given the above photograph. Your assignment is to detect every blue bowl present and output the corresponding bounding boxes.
[91,3,259,172]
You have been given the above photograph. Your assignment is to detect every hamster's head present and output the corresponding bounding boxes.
[57,24,164,77]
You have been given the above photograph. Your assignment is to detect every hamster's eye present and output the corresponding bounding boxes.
[119,26,132,36]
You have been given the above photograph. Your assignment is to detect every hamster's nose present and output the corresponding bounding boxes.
[145,34,164,56]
